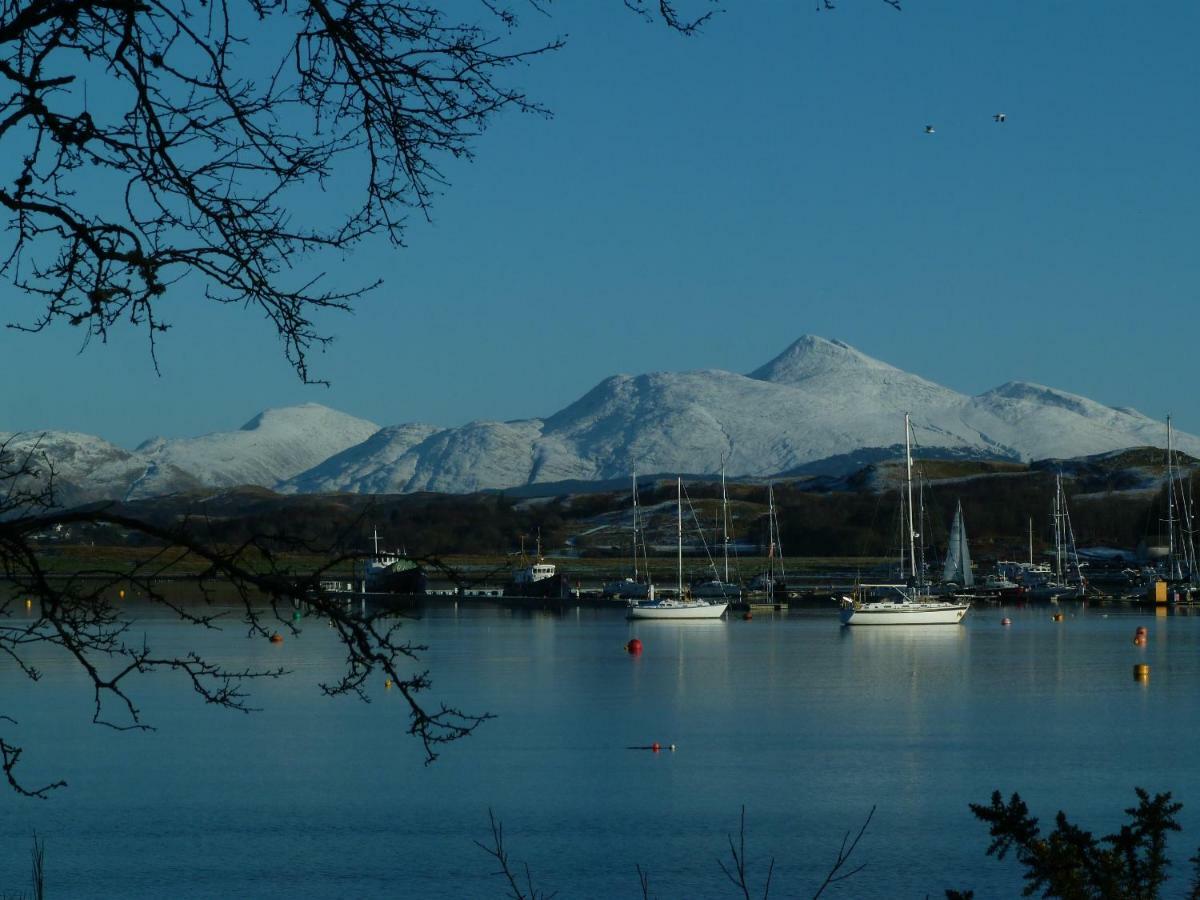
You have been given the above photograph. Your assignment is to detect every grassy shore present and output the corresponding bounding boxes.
[24,544,892,583]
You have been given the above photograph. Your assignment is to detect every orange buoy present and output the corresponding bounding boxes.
[626,638,643,655]
[1134,635,1147,646]
[269,633,283,644]
[1001,617,1012,626]
[118,589,125,599]
[1052,612,1064,622]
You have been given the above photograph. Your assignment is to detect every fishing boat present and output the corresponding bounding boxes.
[840,414,970,626]
[503,532,573,599]
[363,529,427,594]
[628,478,728,620]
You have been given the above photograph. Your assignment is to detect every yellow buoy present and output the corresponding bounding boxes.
[1133,663,1150,680]
[25,598,33,609]
[118,589,125,599]
[385,679,393,689]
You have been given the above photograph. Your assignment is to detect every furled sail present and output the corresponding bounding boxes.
[942,499,974,586]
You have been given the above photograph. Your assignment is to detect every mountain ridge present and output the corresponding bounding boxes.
[5,336,1196,501]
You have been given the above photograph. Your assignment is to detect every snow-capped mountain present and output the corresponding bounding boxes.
[0,430,203,507]
[6,337,1195,502]
[134,403,380,488]
[3,403,379,506]
[279,336,1199,495]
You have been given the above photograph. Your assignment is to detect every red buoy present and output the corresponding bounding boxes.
[626,638,643,655]
[269,633,283,644]
[1001,618,1012,626]
[651,742,661,752]
[742,612,753,621]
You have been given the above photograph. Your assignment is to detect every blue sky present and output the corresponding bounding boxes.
[4,1,1198,448]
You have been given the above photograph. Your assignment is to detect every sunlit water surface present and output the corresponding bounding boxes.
[3,600,1200,898]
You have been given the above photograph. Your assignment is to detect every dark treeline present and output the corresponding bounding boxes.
[57,461,1192,562]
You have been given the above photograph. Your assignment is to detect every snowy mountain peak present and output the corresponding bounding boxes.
[237,402,371,434]
[748,335,900,385]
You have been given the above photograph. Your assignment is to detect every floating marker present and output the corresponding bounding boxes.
[1052,612,1065,622]
[269,633,284,644]
[118,589,125,599]
[626,638,643,655]
[651,742,661,752]
[1133,663,1150,680]
[385,678,392,689]
[742,612,753,621]
[1001,617,1012,626]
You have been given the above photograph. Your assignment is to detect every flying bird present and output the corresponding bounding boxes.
[993,113,1007,123]
[924,125,935,134]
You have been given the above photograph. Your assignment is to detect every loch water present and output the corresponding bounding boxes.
[3,600,1200,898]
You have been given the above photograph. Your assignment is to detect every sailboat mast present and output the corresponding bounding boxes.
[1028,517,1033,566]
[631,473,639,582]
[677,477,683,598]
[905,413,917,584]
[1054,475,1063,582]
[768,484,776,580]
[1167,416,1179,579]
[721,468,730,583]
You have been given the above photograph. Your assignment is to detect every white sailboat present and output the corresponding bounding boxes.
[941,499,974,588]
[840,414,970,626]
[628,478,729,620]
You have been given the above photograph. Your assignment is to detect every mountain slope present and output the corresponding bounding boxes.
[135,403,380,488]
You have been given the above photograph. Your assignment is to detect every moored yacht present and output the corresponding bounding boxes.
[839,414,970,627]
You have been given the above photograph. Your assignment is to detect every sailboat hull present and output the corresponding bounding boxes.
[628,600,729,620]
[839,599,970,626]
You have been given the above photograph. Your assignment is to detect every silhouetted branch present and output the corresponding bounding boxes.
[811,805,874,899]
[474,808,557,900]
[718,806,775,900]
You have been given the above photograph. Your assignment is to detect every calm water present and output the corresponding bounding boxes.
[4,600,1200,898]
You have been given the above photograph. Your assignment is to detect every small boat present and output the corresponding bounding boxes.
[628,478,728,620]
[840,414,970,626]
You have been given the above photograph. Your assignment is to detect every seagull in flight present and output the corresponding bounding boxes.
[993,113,1007,123]
[924,125,935,134]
